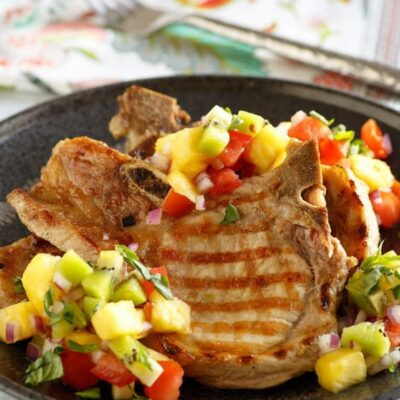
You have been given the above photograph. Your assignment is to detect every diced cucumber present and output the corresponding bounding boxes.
[52,319,74,340]
[111,278,147,306]
[96,250,123,278]
[341,322,390,357]
[91,301,146,340]
[197,121,229,157]
[346,270,387,317]
[203,105,232,128]
[70,302,88,329]
[83,296,105,319]
[82,271,113,301]
[55,250,93,286]
[236,110,265,137]
[108,335,163,386]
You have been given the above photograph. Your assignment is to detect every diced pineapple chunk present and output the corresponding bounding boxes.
[349,155,394,191]
[167,170,198,203]
[243,124,289,174]
[91,301,146,340]
[150,291,191,334]
[236,110,265,137]
[66,331,101,346]
[155,133,176,156]
[315,348,367,393]
[0,301,38,343]
[168,127,210,179]
[22,253,59,317]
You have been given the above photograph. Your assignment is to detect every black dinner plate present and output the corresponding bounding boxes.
[1,76,400,400]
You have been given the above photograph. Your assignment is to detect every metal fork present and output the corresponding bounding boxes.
[88,0,400,94]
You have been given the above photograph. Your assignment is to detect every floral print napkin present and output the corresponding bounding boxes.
[0,0,399,113]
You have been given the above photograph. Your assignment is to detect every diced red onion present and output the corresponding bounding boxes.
[30,315,44,332]
[146,208,162,225]
[211,158,224,171]
[386,305,400,324]
[381,349,400,368]
[128,243,139,252]
[382,133,393,155]
[354,309,367,324]
[52,271,72,293]
[149,152,171,173]
[50,301,64,314]
[64,286,85,302]
[26,342,42,361]
[367,316,378,323]
[370,190,383,205]
[318,332,340,354]
[291,110,307,126]
[195,195,205,211]
[195,172,214,194]
[5,322,18,343]
[91,350,105,364]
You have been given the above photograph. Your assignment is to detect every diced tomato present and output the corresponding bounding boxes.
[318,137,346,166]
[61,350,98,390]
[392,181,400,199]
[208,167,242,194]
[162,189,195,218]
[370,190,400,229]
[141,266,169,297]
[144,360,184,400]
[288,116,331,141]
[361,118,388,159]
[91,352,136,387]
[217,130,252,167]
[385,320,400,347]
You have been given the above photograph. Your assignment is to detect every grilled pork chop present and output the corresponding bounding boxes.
[7,136,355,388]
[109,85,191,156]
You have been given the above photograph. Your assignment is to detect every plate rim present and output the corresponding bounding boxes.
[0,74,399,400]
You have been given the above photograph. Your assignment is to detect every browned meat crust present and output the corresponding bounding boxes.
[0,236,60,308]
[109,85,190,155]
[7,136,354,389]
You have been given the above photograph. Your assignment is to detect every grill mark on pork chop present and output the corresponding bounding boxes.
[191,321,289,336]
[188,297,302,313]
[160,246,293,264]
[172,272,310,289]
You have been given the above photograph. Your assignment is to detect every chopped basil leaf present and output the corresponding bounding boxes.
[44,288,75,325]
[348,138,369,156]
[67,340,99,353]
[14,276,25,294]
[392,285,400,300]
[229,116,244,130]
[362,269,381,295]
[220,203,240,225]
[309,110,334,126]
[24,351,63,386]
[53,346,64,355]
[76,387,101,399]
[116,245,173,300]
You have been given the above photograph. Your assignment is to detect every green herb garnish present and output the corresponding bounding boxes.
[24,351,64,386]
[116,245,173,300]
[220,203,240,225]
[76,387,101,399]
[67,340,99,353]
[348,138,369,156]
[309,110,334,126]
[14,276,25,294]
[44,287,74,325]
